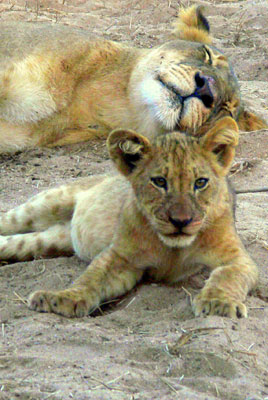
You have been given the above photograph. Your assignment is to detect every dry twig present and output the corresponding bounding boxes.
[13,291,27,305]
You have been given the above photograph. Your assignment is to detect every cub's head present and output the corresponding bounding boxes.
[108,117,238,248]
[129,6,266,137]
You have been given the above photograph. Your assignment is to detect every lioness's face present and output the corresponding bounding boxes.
[108,118,238,249]
[130,41,240,136]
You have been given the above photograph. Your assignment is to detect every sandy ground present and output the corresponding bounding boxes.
[0,0,268,399]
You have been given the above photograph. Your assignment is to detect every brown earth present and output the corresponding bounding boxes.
[0,1,268,399]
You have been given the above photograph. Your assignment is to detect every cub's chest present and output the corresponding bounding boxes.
[135,243,196,280]
[146,250,202,284]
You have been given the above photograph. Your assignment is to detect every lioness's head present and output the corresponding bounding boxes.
[108,117,238,248]
[129,6,265,137]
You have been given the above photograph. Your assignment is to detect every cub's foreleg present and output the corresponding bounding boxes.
[0,223,72,261]
[28,248,144,317]
[192,228,258,318]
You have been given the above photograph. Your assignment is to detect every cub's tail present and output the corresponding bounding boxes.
[171,5,212,45]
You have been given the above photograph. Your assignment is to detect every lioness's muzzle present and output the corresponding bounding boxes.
[193,72,215,108]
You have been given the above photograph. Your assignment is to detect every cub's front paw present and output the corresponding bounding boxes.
[192,290,247,318]
[28,290,91,318]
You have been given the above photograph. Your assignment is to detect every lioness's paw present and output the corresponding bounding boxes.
[28,290,89,318]
[192,292,247,318]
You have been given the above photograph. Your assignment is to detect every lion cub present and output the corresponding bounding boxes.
[0,117,257,318]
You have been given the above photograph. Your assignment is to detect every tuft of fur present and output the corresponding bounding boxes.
[237,109,268,132]
[171,5,212,44]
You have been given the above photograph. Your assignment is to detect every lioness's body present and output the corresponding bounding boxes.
[0,117,258,318]
[0,7,266,154]
[0,23,138,151]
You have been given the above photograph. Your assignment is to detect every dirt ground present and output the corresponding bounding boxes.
[0,0,268,399]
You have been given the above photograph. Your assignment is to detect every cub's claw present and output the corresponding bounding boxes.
[192,292,247,318]
[28,290,89,318]
[28,290,52,313]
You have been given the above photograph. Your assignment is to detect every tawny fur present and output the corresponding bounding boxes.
[0,117,258,318]
[171,6,212,44]
[0,6,266,154]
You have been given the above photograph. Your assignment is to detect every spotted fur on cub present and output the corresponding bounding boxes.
[0,117,258,318]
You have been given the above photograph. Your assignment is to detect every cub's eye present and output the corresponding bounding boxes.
[194,178,209,190]
[151,177,167,190]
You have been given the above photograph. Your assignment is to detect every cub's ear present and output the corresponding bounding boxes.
[236,107,268,132]
[201,117,239,176]
[107,129,151,176]
[171,5,212,45]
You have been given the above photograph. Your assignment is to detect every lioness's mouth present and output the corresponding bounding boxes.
[157,72,215,111]
[157,76,184,105]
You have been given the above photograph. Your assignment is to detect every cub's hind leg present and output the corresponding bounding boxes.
[0,183,86,235]
[0,223,73,261]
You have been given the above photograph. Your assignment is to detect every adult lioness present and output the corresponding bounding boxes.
[0,117,258,318]
[0,6,266,153]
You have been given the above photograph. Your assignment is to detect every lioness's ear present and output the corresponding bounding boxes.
[201,117,239,176]
[171,6,212,45]
[107,129,151,176]
[236,107,268,132]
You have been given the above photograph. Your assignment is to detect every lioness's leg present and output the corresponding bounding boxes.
[0,223,72,261]
[0,120,35,154]
[192,233,258,318]
[47,128,108,147]
[0,58,57,125]
[28,248,144,317]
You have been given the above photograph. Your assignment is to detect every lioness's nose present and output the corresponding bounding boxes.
[169,216,193,230]
[194,72,214,108]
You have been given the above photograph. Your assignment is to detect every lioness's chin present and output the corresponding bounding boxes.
[138,77,210,133]
[158,233,197,248]
[179,97,211,132]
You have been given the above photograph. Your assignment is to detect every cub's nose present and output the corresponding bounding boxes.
[194,72,214,108]
[169,216,193,230]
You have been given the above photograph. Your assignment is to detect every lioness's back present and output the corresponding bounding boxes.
[0,22,97,67]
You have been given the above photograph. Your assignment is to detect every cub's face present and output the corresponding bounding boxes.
[133,135,218,248]
[108,117,239,248]
[130,41,240,136]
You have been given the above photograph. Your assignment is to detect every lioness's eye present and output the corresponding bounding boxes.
[194,178,209,190]
[151,177,167,190]
[203,46,213,65]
